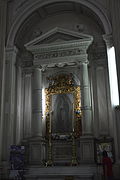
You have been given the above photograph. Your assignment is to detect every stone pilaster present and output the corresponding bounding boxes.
[15,63,22,144]
[22,70,32,139]
[2,46,18,160]
[32,67,43,137]
[0,0,7,162]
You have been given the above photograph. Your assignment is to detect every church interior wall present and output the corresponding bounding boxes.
[0,0,120,179]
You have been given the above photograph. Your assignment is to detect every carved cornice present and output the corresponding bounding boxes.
[25,28,93,67]
[26,39,92,53]
[33,54,88,67]
[34,48,85,60]
[32,44,89,66]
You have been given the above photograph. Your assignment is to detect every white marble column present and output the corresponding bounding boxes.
[0,0,7,162]
[15,64,32,143]
[23,72,32,139]
[15,64,22,144]
[32,67,42,137]
[81,61,92,135]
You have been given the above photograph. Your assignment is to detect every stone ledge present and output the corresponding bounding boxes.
[25,165,97,178]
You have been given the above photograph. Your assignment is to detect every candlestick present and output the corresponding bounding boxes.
[49,111,52,134]
[72,102,74,132]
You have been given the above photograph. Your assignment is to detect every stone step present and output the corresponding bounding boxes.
[25,165,97,180]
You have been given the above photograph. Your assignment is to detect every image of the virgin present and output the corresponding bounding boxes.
[52,94,73,133]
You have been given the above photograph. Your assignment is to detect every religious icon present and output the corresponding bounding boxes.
[52,93,73,134]
[95,138,115,164]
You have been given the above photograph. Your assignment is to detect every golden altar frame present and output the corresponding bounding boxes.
[45,74,82,165]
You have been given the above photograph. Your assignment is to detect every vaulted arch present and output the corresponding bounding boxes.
[6,0,112,47]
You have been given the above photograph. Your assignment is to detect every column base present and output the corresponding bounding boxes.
[79,136,95,164]
[0,161,9,179]
[22,136,46,166]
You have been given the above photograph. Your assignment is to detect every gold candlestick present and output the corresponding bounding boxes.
[46,111,53,166]
[71,102,78,166]
[49,111,52,133]
[71,134,78,166]
[72,103,74,132]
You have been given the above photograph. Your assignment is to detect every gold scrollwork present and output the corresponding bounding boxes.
[45,74,82,166]
[45,74,82,137]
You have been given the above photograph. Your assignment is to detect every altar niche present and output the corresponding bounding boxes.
[45,74,82,166]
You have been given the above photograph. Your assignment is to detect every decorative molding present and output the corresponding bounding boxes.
[33,54,88,67]
[23,29,93,69]
[5,46,18,65]
[5,46,18,55]
[34,48,84,60]
[103,34,113,48]
[25,27,93,47]
[24,28,93,67]
[22,67,33,76]
[26,39,93,54]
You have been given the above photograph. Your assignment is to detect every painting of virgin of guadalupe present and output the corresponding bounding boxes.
[52,93,73,134]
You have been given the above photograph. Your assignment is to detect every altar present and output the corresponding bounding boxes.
[22,28,96,179]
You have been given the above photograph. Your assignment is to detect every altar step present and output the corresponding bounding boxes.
[25,165,99,180]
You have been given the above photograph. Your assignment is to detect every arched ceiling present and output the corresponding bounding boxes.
[15,1,104,49]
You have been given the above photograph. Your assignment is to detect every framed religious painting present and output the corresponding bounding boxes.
[44,74,82,166]
[45,74,82,139]
[94,137,115,165]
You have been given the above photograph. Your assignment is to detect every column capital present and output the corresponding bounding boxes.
[5,46,18,55]
[33,64,47,72]
[5,46,18,64]
[82,61,89,65]
[76,60,89,67]
[22,68,33,77]
[103,34,113,48]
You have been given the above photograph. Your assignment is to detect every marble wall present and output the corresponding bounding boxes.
[0,0,120,178]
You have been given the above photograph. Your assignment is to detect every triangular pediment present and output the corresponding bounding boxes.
[25,27,92,48]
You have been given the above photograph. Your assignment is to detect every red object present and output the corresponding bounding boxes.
[102,157,113,176]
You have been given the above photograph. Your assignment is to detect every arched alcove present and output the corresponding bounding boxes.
[3,1,116,178]
[7,0,111,47]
